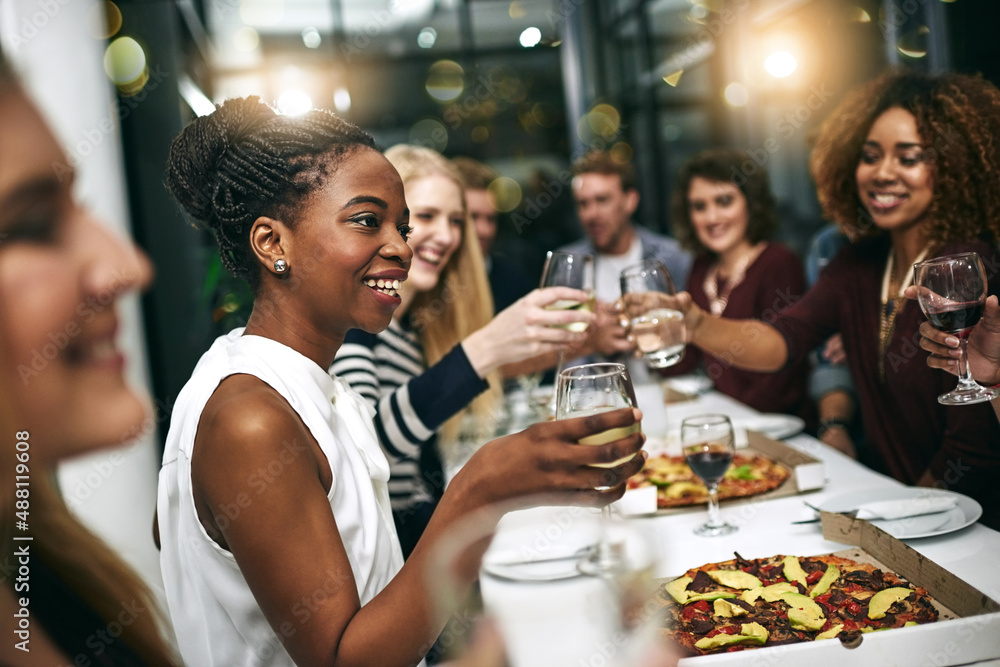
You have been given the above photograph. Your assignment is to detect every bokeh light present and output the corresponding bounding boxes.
[425,60,465,102]
[409,118,449,152]
[240,0,283,26]
[302,27,322,49]
[509,1,526,19]
[764,51,797,78]
[103,37,148,95]
[519,27,542,48]
[897,26,929,58]
[610,142,633,164]
[333,87,351,113]
[233,26,260,52]
[488,177,522,213]
[724,82,749,107]
[88,1,122,40]
[418,27,437,48]
[662,70,684,87]
[471,125,490,143]
[587,104,621,137]
[276,90,312,116]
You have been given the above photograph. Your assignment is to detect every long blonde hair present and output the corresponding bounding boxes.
[0,58,177,665]
[384,144,502,444]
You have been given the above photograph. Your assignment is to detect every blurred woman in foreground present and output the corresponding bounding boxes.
[0,52,176,666]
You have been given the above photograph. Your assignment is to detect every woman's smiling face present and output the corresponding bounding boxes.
[687,177,751,256]
[0,88,153,462]
[401,174,464,294]
[855,106,935,234]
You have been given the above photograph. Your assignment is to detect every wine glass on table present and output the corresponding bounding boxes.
[540,251,596,408]
[555,362,641,576]
[914,252,1000,405]
[619,259,685,369]
[680,414,737,537]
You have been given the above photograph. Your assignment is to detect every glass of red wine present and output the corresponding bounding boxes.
[680,414,737,537]
[914,252,1000,405]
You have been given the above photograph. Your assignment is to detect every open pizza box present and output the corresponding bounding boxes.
[675,513,1000,666]
[615,431,825,516]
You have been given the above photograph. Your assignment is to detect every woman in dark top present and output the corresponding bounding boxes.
[664,70,1000,529]
[0,53,176,665]
[667,149,815,426]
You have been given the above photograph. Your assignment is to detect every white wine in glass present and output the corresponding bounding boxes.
[541,251,596,410]
[556,362,641,575]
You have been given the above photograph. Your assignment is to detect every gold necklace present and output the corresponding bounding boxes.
[878,245,931,380]
[703,244,766,316]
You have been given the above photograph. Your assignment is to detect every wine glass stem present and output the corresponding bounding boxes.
[706,483,723,528]
[597,505,612,562]
[956,336,979,389]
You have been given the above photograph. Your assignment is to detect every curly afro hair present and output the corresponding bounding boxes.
[670,148,780,256]
[165,96,376,290]
[810,69,1000,245]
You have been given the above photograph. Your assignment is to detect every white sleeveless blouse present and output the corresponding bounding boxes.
[157,329,404,666]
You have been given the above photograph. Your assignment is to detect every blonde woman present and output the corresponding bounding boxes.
[332,144,591,555]
[0,53,176,665]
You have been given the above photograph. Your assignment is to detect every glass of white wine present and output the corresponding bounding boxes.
[619,259,685,369]
[541,251,596,412]
[540,251,596,332]
[555,362,641,576]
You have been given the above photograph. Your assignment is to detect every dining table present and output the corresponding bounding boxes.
[459,380,1000,667]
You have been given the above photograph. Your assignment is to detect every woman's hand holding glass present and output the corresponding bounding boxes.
[620,259,686,369]
[913,252,1000,405]
[452,406,645,510]
[463,286,595,378]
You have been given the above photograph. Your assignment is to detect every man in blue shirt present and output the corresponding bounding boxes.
[561,151,691,377]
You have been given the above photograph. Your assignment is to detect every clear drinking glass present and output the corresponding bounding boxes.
[541,251,596,409]
[619,259,686,369]
[914,252,1000,405]
[680,414,737,537]
[555,362,640,575]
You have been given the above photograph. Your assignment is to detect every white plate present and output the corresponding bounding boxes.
[819,487,982,539]
[737,414,805,440]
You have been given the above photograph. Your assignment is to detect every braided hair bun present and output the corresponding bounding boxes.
[166,96,376,288]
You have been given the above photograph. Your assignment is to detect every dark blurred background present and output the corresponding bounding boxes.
[33,0,1000,423]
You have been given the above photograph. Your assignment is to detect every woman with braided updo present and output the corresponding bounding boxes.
[156,97,646,666]
[661,69,1000,529]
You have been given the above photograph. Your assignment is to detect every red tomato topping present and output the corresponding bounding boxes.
[719,626,738,635]
[692,600,711,612]
[806,570,824,584]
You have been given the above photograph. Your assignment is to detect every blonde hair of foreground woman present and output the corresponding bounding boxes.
[384,144,503,444]
[0,54,176,665]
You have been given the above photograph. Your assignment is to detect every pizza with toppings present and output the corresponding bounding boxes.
[659,552,939,655]
[628,453,790,508]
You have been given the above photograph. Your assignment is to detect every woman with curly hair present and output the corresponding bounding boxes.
[664,69,1000,529]
[666,149,814,426]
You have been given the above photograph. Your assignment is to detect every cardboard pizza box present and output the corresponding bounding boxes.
[674,514,1000,666]
[616,431,825,516]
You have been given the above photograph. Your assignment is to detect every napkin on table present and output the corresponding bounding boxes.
[854,496,957,520]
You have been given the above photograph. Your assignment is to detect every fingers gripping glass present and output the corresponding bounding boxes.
[556,362,640,575]
[681,414,737,537]
[619,259,685,369]
[913,252,1000,405]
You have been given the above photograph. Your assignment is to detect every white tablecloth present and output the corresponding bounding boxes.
[477,383,1000,666]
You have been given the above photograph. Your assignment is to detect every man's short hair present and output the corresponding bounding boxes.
[452,156,498,191]
[570,151,636,192]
